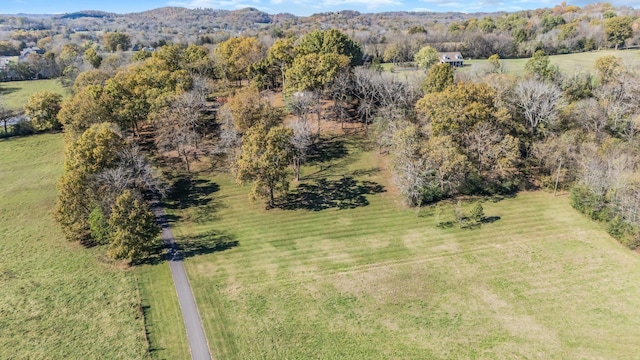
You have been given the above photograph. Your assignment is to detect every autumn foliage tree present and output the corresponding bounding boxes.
[103,32,131,52]
[422,63,454,93]
[237,125,293,207]
[107,189,160,261]
[604,16,634,50]
[24,91,62,131]
[223,86,282,133]
[54,123,124,243]
[215,36,266,82]
[54,121,162,260]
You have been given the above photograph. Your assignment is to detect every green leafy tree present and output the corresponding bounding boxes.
[285,53,350,94]
[541,15,565,33]
[605,16,634,50]
[58,84,111,138]
[73,69,111,93]
[88,206,110,245]
[84,48,102,69]
[237,125,293,207]
[103,32,131,52]
[268,37,296,88]
[418,82,497,141]
[24,91,63,131]
[64,122,124,174]
[422,63,454,93]
[132,49,152,62]
[54,170,94,243]
[417,82,520,192]
[215,36,266,82]
[525,50,559,81]
[103,60,192,135]
[181,45,215,78]
[57,44,81,86]
[408,25,427,35]
[107,189,160,261]
[479,17,496,33]
[414,46,438,70]
[470,202,485,224]
[296,29,362,66]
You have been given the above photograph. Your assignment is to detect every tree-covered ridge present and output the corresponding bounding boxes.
[1,2,639,66]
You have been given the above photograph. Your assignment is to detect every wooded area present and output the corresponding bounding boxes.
[1,3,639,257]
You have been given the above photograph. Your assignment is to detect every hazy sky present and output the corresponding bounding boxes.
[2,0,638,16]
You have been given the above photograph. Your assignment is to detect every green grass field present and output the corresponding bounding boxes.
[383,49,640,79]
[465,49,640,75]
[0,79,70,110]
[0,134,149,358]
[165,135,640,359]
[0,133,190,359]
[137,264,190,359]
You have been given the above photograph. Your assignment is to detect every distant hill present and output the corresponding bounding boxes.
[58,10,114,19]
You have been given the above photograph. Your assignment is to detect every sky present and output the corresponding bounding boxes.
[2,0,639,16]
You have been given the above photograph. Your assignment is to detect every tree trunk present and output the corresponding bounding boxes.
[180,147,191,174]
[553,158,563,196]
[269,186,275,208]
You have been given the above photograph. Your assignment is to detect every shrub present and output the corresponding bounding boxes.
[11,119,35,136]
[470,202,485,224]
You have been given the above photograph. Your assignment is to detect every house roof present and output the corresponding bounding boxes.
[438,52,464,61]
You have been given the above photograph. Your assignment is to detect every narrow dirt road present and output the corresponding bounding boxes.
[154,205,212,360]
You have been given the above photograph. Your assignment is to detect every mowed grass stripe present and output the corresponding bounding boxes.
[168,140,640,359]
[180,194,596,282]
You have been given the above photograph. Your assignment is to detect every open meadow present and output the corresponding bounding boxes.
[466,49,640,75]
[164,135,640,359]
[0,79,70,110]
[384,49,640,80]
[0,133,188,359]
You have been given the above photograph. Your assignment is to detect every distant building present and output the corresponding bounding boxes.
[0,57,10,72]
[438,52,464,67]
[19,47,45,60]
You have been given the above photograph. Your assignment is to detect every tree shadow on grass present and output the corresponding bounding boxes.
[164,176,219,210]
[0,86,20,96]
[306,136,348,164]
[135,230,238,265]
[278,176,385,211]
[141,304,165,355]
[482,216,501,224]
[176,230,238,259]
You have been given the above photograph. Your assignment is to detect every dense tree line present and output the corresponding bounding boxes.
[2,2,640,84]
[373,50,640,249]
[52,44,216,262]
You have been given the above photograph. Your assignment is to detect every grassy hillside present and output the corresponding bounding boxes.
[0,79,70,110]
[0,134,148,359]
[166,135,640,359]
